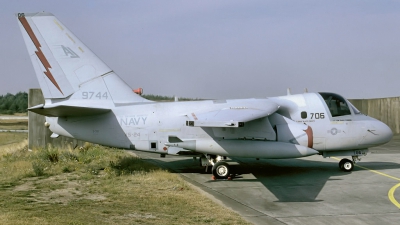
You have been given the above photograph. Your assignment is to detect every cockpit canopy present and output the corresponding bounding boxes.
[319,92,361,117]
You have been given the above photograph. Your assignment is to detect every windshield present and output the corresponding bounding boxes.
[319,92,351,117]
[348,101,362,114]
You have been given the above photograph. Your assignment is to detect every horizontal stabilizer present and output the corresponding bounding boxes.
[29,104,111,117]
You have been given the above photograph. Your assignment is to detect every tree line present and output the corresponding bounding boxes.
[0,92,28,114]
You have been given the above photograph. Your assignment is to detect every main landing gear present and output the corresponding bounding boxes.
[200,154,232,180]
[212,161,231,179]
[338,156,361,172]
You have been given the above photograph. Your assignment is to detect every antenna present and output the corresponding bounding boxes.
[287,88,291,95]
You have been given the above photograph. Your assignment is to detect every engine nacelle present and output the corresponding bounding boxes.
[165,139,318,159]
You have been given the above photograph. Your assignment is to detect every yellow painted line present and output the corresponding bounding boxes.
[388,183,400,209]
[355,164,400,182]
[331,157,400,181]
[332,157,400,209]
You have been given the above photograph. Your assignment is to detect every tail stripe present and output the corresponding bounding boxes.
[18,15,63,94]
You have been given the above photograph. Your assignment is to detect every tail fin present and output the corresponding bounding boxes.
[16,12,147,105]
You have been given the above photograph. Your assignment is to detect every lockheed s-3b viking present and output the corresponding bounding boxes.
[17,12,393,179]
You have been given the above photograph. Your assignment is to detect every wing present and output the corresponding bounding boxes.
[186,99,279,128]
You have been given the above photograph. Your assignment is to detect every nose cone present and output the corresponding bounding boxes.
[359,120,393,147]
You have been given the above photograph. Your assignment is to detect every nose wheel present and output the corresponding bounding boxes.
[339,158,354,172]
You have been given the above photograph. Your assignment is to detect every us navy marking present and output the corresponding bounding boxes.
[120,116,147,126]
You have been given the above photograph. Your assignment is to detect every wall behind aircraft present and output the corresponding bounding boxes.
[349,98,399,134]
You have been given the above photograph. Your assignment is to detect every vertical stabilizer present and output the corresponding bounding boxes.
[17,12,147,104]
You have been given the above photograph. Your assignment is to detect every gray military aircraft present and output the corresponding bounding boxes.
[17,12,393,179]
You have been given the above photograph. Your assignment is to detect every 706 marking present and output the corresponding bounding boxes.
[310,113,325,119]
[82,92,108,99]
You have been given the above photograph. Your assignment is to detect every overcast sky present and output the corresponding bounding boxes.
[1,1,400,99]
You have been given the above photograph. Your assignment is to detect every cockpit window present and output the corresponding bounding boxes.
[319,92,351,117]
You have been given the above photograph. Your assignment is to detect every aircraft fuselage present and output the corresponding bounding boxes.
[46,92,392,159]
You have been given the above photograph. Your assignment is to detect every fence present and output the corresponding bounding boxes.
[349,97,400,134]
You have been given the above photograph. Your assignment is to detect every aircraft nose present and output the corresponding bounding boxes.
[359,120,393,147]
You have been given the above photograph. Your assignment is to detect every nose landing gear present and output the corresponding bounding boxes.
[323,150,367,172]
[339,158,354,172]
[339,155,361,172]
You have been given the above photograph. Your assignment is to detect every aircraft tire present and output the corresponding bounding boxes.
[212,161,230,179]
[339,159,354,172]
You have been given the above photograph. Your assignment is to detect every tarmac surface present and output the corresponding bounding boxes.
[131,137,400,225]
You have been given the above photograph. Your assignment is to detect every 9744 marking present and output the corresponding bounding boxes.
[82,92,108,99]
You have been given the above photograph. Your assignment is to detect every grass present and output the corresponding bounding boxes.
[0,132,28,145]
[0,113,28,116]
[0,133,28,157]
[0,140,251,224]
[0,119,28,130]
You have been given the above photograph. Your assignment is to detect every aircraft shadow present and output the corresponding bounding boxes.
[233,157,400,202]
[139,154,400,203]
